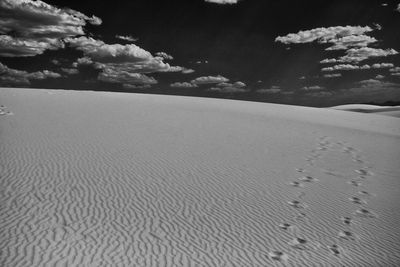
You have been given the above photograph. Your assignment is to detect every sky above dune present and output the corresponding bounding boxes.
[0,0,399,106]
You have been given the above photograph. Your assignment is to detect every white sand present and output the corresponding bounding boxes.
[1,87,400,266]
[330,104,400,118]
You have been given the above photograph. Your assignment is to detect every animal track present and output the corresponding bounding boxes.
[268,251,289,263]
[358,190,375,197]
[298,176,318,183]
[0,105,13,116]
[278,223,292,230]
[296,168,306,173]
[288,237,308,250]
[328,244,342,257]
[288,200,307,209]
[348,180,362,187]
[349,196,367,205]
[340,216,353,225]
[289,181,303,187]
[355,169,373,177]
[354,208,377,218]
[338,230,357,240]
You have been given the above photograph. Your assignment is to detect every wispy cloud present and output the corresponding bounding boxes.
[182,68,195,74]
[320,48,398,63]
[191,75,229,85]
[306,91,333,98]
[155,52,174,60]
[98,68,157,88]
[0,62,61,86]
[170,82,198,88]
[322,63,394,72]
[208,81,248,93]
[301,85,325,91]
[275,26,374,50]
[115,35,138,42]
[323,73,342,78]
[256,86,281,94]
[61,68,79,75]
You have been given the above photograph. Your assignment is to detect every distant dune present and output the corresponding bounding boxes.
[1,88,400,266]
[330,104,400,118]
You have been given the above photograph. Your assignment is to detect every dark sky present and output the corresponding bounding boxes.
[1,0,400,106]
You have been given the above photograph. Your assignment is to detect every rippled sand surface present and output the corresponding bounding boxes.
[1,88,400,266]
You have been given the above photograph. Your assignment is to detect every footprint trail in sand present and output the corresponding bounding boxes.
[276,135,382,265]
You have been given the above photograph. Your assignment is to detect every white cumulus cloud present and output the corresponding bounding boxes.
[0,62,61,85]
[191,75,229,85]
[0,0,101,57]
[170,82,198,88]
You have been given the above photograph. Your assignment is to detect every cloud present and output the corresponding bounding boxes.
[208,81,248,93]
[373,23,382,30]
[322,64,365,71]
[217,81,246,88]
[256,86,281,94]
[323,73,342,78]
[345,79,400,96]
[182,68,195,74]
[205,0,240,4]
[191,75,229,84]
[322,63,394,72]
[325,35,377,51]
[338,47,397,63]
[208,87,248,93]
[357,79,396,87]
[0,34,64,57]
[155,52,174,60]
[51,59,60,65]
[321,48,398,64]
[0,0,101,57]
[170,82,198,88]
[275,26,374,50]
[0,62,61,85]
[301,85,325,91]
[66,36,190,87]
[371,63,394,68]
[122,84,151,89]
[375,74,385,79]
[397,3,400,12]
[72,56,94,67]
[389,66,400,76]
[115,35,137,42]
[98,66,157,86]
[61,68,79,75]
[278,25,397,78]
[306,91,333,97]
[340,79,400,107]
[66,37,184,74]
[389,67,400,72]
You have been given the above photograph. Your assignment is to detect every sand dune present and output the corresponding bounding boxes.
[1,87,400,266]
[330,104,400,118]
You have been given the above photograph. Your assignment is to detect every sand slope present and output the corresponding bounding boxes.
[330,104,400,118]
[1,88,400,266]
